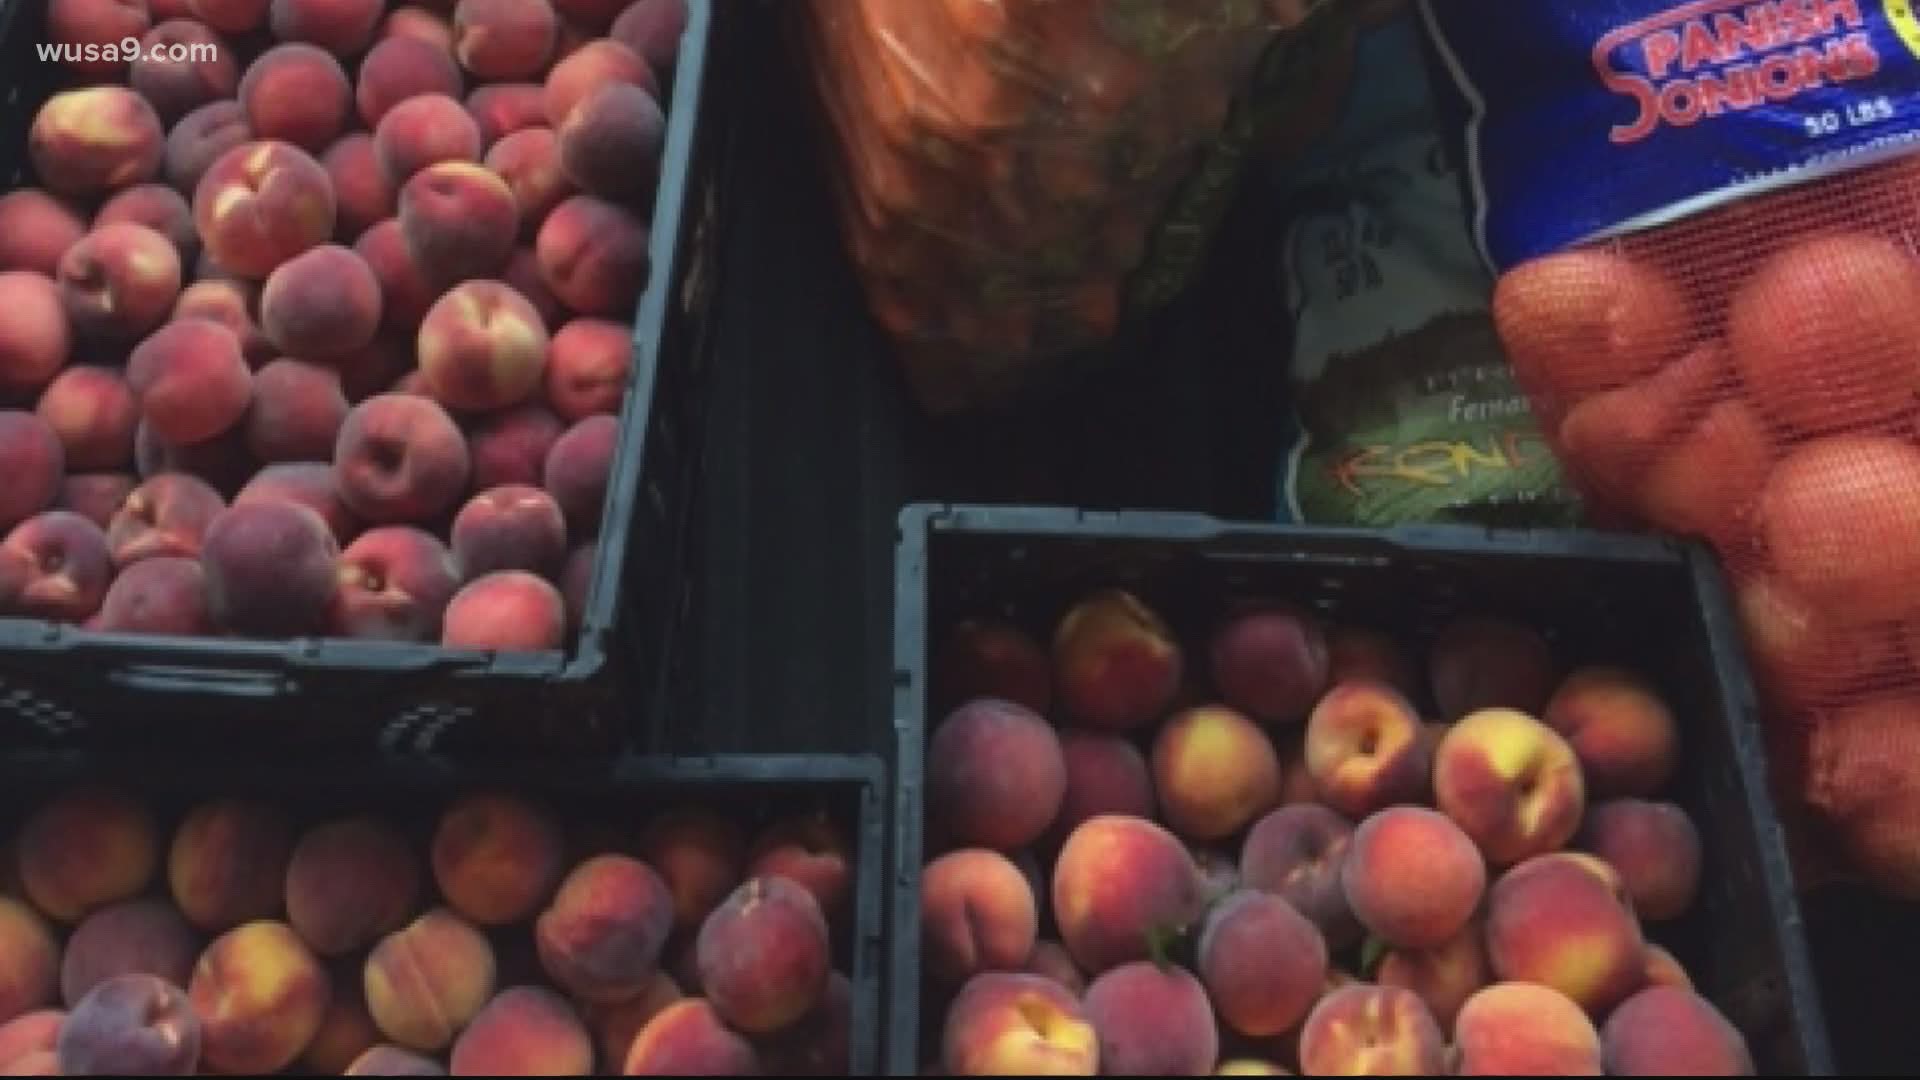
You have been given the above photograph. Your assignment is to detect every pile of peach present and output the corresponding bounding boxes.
[0,0,688,651]
[0,785,854,1075]
[922,590,1756,1076]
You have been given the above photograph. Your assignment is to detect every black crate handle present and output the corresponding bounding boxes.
[107,665,292,698]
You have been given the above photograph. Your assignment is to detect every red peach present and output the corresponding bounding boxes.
[941,972,1095,1077]
[1082,962,1217,1076]
[535,854,672,1003]
[323,136,397,242]
[1601,987,1753,1076]
[333,393,472,524]
[167,799,294,934]
[1375,925,1491,1031]
[1052,588,1182,732]
[270,0,383,55]
[58,224,182,345]
[0,413,63,534]
[399,162,518,283]
[535,195,648,317]
[130,20,238,124]
[108,473,225,567]
[0,273,73,400]
[453,0,558,80]
[544,39,655,127]
[16,787,158,924]
[1239,803,1360,950]
[0,512,113,623]
[357,38,464,128]
[286,817,422,958]
[94,184,197,265]
[0,901,57,1024]
[418,280,550,413]
[1052,815,1206,975]
[1485,853,1647,1015]
[543,413,615,530]
[36,366,135,473]
[379,6,455,52]
[59,898,197,1008]
[28,88,164,198]
[1051,728,1155,842]
[0,193,86,277]
[441,570,566,650]
[611,0,686,73]
[1579,799,1702,922]
[126,318,251,445]
[164,101,251,196]
[928,698,1067,852]
[467,84,548,147]
[921,850,1037,986]
[375,94,483,183]
[1298,985,1446,1077]
[200,501,342,637]
[330,526,460,641]
[1434,707,1587,866]
[260,244,381,359]
[1151,704,1281,841]
[1197,890,1326,1038]
[193,140,337,279]
[636,808,744,937]
[449,985,592,1076]
[354,220,438,333]
[470,404,563,490]
[59,473,136,530]
[239,43,351,152]
[623,998,761,1076]
[1544,667,1680,798]
[556,84,663,204]
[58,973,201,1076]
[932,618,1051,715]
[450,484,566,579]
[696,876,830,1034]
[1303,680,1430,818]
[1454,982,1603,1076]
[1212,606,1330,725]
[363,908,495,1052]
[243,360,349,464]
[173,279,272,367]
[48,0,151,78]
[486,127,575,239]
[745,814,851,921]
[234,461,359,544]
[1342,806,1485,951]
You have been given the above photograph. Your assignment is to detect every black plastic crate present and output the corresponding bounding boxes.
[0,749,886,1074]
[890,504,1833,1075]
[0,0,730,755]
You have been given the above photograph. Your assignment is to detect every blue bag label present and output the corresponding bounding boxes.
[1420,0,1920,269]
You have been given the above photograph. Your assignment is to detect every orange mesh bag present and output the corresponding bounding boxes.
[1423,2,1920,895]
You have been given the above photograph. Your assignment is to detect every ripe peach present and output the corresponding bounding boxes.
[380,4,454,50]
[357,38,464,129]
[1298,985,1445,1076]
[928,698,1066,852]
[491,130,576,242]
[1486,853,1646,1015]
[58,974,200,1076]
[200,500,340,636]
[28,88,164,198]
[189,0,269,33]
[167,799,293,933]
[470,404,564,491]
[189,920,330,1073]
[58,223,181,345]
[1434,706,1585,865]
[1212,606,1329,725]
[449,985,592,1075]
[1601,987,1753,1076]
[696,876,829,1034]
[745,814,851,920]
[194,140,336,279]
[0,413,64,534]
[330,526,461,640]
[1051,729,1154,842]
[611,0,685,72]
[0,512,111,623]
[535,854,672,1003]
[399,162,518,283]
[260,244,382,361]
[543,413,614,530]
[1052,588,1181,732]
[364,908,496,1052]
[95,184,197,266]
[942,973,1097,1077]
[1579,800,1701,922]
[1454,982,1602,1076]
[1430,616,1556,720]
[322,136,396,242]
[334,393,472,524]
[270,0,383,55]
[453,0,558,79]
[418,280,550,413]
[1151,705,1280,841]
[235,462,359,544]
[441,570,566,649]
[60,899,197,1007]
[502,246,565,325]
[0,900,57,1024]
[1240,803,1359,949]
[545,40,655,127]
[1082,962,1216,1075]
[1638,398,1773,546]
[468,83,548,146]
[239,44,351,152]
[173,279,271,367]
[130,20,237,124]
[1761,435,1920,624]
[1342,806,1484,950]
[1376,924,1490,1031]
[48,0,151,78]
[36,367,134,473]
[242,360,349,465]
[354,219,438,332]
[921,850,1037,985]
[60,473,136,530]
[0,193,85,277]
[1544,667,1679,798]
[375,94,483,185]
[285,817,421,958]
[556,84,663,203]
[535,195,648,317]
[0,274,69,402]
[431,793,565,926]
[624,998,762,1076]
[1493,250,1689,407]
[1303,680,1429,818]
[629,808,740,937]
[1053,815,1206,975]
[164,102,250,196]
[1198,890,1325,1038]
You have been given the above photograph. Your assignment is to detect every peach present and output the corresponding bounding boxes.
[635,809,744,936]
[1376,924,1490,1032]
[1435,707,1586,865]
[36,366,135,473]
[580,969,679,1068]
[28,88,164,198]
[286,817,422,958]
[1051,588,1179,731]
[355,219,439,332]
[189,920,329,1073]
[468,84,549,147]
[301,982,379,1074]
[330,525,461,640]
[400,162,519,283]
[536,195,648,317]
[746,813,852,920]
[928,698,1066,852]
[932,618,1051,714]
[696,876,829,1034]
[1454,982,1602,1076]
[1762,435,1920,624]
[364,908,496,1052]
[1485,853,1646,1015]
[194,140,337,279]
[543,413,615,530]
[1297,985,1444,1077]
[1082,962,1215,1075]
[431,792,566,926]
[1430,616,1557,720]
[1053,815,1205,975]
[611,0,685,72]
[200,501,341,636]
[0,275,69,402]
[1152,705,1281,841]
[0,193,85,277]
[1025,940,1084,996]
[534,854,672,1003]
[1239,804,1359,948]
[107,473,224,566]
[382,4,454,47]
[419,280,550,412]
[449,985,592,1075]
[489,128,576,241]
[1544,667,1678,798]
[1050,729,1154,841]
[0,512,111,622]
[60,899,197,1008]
[165,102,251,196]
[357,39,464,132]
[334,393,472,524]
[545,40,655,127]
[59,473,136,530]
[1493,250,1688,405]
[0,1011,62,1072]
[921,850,1037,985]
[560,541,594,634]
[259,244,382,360]
[376,94,484,184]
[1601,987,1753,1076]
[190,0,269,33]
[1198,890,1325,1038]
[97,550,210,632]
[1303,680,1429,818]
[557,83,665,203]
[130,20,238,124]
[322,137,397,243]
[58,223,181,345]
[624,998,762,1076]
[234,462,359,543]
[270,0,383,55]
[47,0,151,77]
[502,246,565,325]
[942,972,1096,1077]
[347,1044,447,1075]
[168,800,293,934]
[453,0,558,79]
[0,901,57,1024]
[1326,629,1418,702]
[1643,943,1694,991]
[1579,799,1701,922]
[58,974,200,1076]
[470,404,564,490]
[239,44,351,152]
[95,184,197,264]
[173,279,271,367]
[243,360,350,464]
[1341,806,1483,950]
[441,570,566,649]
[17,788,156,924]
[1212,607,1329,725]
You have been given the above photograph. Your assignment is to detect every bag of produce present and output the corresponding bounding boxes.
[1422,0,1920,894]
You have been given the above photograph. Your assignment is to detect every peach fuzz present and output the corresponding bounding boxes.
[544,413,616,531]
[364,908,496,1052]
[239,44,351,152]
[130,20,237,125]
[330,526,460,641]
[1211,606,1330,725]
[1434,707,1586,866]
[270,0,383,55]
[0,413,62,541]
[0,273,72,400]
[58,223,181,345]
[933,618,1052,714]
[1082,962,1216,1076]
[468,84,549,147]
[535,854,672,1003]
[107,473,224,568]
[1430,616,1557,720]
[234,462,359,545]
[59,898,197,1007]
[95,184,197,264]
[1342,806,1484,950]
[453,0,559,80]
[746,813,852,919]
[188,920,329,1074]
[941,972,1097,1077]
[1602,987,1753,1076]
[1051,729,1155,840]
[34,367,130,476]
[1051,588,1181,731]
[48,0,151,78]
[1454,982,1602,1076]
[557,83,665,203]
[1052,815,1206,975]
[0,193,85,278]
[164,102,250,197]
[696,876,829,1033]
[1197,890,1325,1038]
[334,394,472,525]
[637,808,745,936]
[355,220,438,333]
[624,998,762,1076]
[921,849,1037,985]
[375,94,483,185]
[536,195,649,317]
[448,985,591,1075]
[16,787,157,924]
[1580,799,1701,922]
[358,41,463,132]
[399,162,518,283]
[1375,924,1490,1031]
[59,473,136,531]
[442,571,567,650]
[1239,803,1359,949]
[58,973,200,1076]
[93,556,211,635]
[612,0,686,72]
[431,792,565,926]
[1303,680,1429,818]
[1153,704,1280,841]
[1761,435,1920,625]
[301,983,379,1074]
[1298,985,1445,1077]
[928,698,1066,852]
[0,1010,62,1071]
[580,969,679,1068]
[323,137,396,242]
[1492,250,1688,406]
[543,319,633,421]
[419,280,550,413]
[1544,667,1679,798]
[260,245,382,360]
[285,817,422,958]
[28,88,163,199]
[1486,853,1646,1015]
[200,501,341,637]
[0,900,57,1024]
[168,799,294,934]
[193,140,336,280]
[243,360,348,465]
